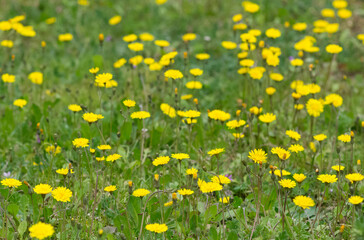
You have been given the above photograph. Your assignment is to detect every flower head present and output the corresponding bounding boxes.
[109,15,122,25]
[186,168,198,175]
[211,175,231,185]
[338,134,351,143]
[145,223,168,233]
[160,103,176,118]
[58,33,73,42]
[207,148,224,156]
[98,145,111,151]
[171,153,190,160]
[123,99,136,108]
[265,28,281,38]
[106,154,121,162]
[345,173,364,183]
[293,196,315,209]
[132,188,150,197]
[1,178,22,188]
[314,134,327,141]
[13,99,27,108]
[52,187,72,202]
[208,110,231,121]
[82,112,104,123]
[248,149,267,164]
[199,181,223,193]
[104,185,117,192]
[153,156,170,166]
[348,196,363,205]
[286,130,301,141]
[33,184,52,195]
[28,72,43,85]
[130,111,150,119]
[178,188,194,196]
[306,98,324,117]
[226,120,246,129]
[325,93,343,107]
[164,69,183,79]
[326,44,342,54]
[317,174,338,184]
[259,113,276,123]
[293,173,306,183]
[89,67,99,74]
[279,179,296,188]
[219,197,230,204]
[289,144,304,153]
[29,222,54,240]
[2,73,15,83]
[68,104,82,112]
[72,138,89,148]
[332,165,345,171]
[56,168,73,175]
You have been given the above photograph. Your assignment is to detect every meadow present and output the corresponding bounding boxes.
[1,0,364,239]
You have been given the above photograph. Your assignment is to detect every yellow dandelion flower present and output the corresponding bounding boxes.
[52,187,72,202]
[153,156,170,166]
[29,222,54,240]
[293,196,315,209]
[132,188,150,197]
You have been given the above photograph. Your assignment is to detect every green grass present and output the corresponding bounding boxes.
[1,0,364,239]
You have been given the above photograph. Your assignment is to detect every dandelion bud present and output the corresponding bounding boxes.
[340,224,345,233]
[298,51,303,57]
[164,76,168,82]
[184,51,188,59]
[99,33,104,43]
[284,21,290,28]
[11,54,15,61]
[292,92,301,99]
[172,192,177,200]
[98,229,104,235]
[154,174,159,181]
[41,41,46,48]
[350,131,354,137]
[309,64,314,71]
[23,180,30,187]
[128,181,133,195]
[282,153,287,161]
[174,88,178,94]
[271,174,276,181]
[37,122,40,129]
[242,103,247,108]
[362,121,364,127]
[192,172,197,179]
[90,148,95,154]
[343,75,347,80]
[193,98,198,105]
[269,165,274,170]
[258,40,264,48]
[236,110,241,116]
[357,159,361,165]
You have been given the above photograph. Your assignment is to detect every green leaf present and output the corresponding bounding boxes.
[18,220,27,238]
[7,203,19,217]
[127,197,141,226]
[204,205,217,225]
[209,227,218,240]
[227,231,239,240]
